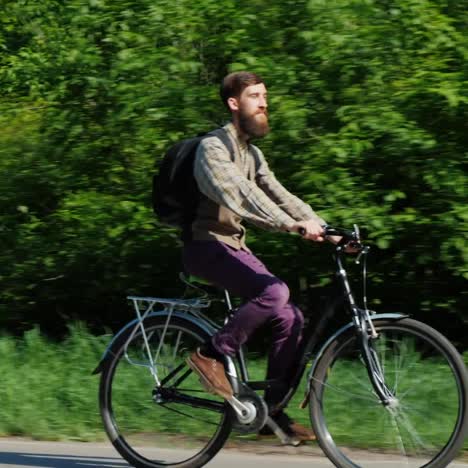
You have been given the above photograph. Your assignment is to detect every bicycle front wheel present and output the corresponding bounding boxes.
[99,315,233,468]
[310,318,468,468]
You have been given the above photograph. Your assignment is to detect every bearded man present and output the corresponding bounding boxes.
[184,71,334,441]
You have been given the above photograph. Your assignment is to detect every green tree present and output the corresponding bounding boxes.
[0,0,466,346]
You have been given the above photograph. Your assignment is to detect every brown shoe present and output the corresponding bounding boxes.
[288,422,316,441]
[186,348,233,400]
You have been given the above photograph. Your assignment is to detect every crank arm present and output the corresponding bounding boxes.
[226,395,252,420]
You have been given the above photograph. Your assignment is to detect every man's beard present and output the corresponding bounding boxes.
[238,108,270,139]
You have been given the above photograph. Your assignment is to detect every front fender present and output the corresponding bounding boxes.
[92,310,217,375]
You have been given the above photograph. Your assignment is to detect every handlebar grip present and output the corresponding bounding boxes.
[297,226,327,237]
[296,224,364,252]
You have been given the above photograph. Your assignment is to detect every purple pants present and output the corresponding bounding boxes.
[182,240,304,404]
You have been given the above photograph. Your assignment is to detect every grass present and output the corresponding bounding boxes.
[0,325,107,441]
[0,324,466,458]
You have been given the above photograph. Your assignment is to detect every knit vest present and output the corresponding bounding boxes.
[189,124,256,250]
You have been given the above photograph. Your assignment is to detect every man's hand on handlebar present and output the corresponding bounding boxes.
[292,221,362,254]
[291,220,325,242]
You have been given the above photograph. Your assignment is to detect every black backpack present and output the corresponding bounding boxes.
[152,128,235,229]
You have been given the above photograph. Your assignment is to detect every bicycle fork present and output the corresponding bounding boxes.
[359,322,397,406]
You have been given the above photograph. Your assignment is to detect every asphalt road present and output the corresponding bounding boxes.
[0,439,466,468]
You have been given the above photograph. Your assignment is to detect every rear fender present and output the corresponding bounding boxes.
[92,310,217,375]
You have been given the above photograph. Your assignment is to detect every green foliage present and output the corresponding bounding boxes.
[0,0,466,343]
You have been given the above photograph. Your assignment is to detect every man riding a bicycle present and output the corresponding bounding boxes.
[184,71,342,441]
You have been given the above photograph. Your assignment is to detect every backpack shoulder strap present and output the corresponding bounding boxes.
[205,127,236,162]
[248,143,263,171]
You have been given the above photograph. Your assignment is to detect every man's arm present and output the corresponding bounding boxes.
[194,137,297,232]
[252,145,326,226]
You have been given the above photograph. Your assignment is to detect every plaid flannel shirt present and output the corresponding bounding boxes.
[194,123,325,233]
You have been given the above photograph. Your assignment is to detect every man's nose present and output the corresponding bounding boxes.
[259,97,268,108]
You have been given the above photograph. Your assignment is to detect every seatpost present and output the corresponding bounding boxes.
[223,289,250,381]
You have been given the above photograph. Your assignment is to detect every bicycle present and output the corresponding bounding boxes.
[93,225,468,468]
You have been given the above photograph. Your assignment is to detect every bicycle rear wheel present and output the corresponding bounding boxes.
[310,318,468,468]
[99,315,233,468]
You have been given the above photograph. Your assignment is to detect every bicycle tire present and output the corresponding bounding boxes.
[309,318,468,468]
[99,315,233,468]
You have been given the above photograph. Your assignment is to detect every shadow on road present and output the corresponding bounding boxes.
[0,451,130,467]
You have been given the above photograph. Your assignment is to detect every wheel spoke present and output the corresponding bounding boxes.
[394,408,432,453]
[311,375,380,403]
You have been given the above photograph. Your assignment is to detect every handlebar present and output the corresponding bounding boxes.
[297,224,364,251]
[323,225,359,242]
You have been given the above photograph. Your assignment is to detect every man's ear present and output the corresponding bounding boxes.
[227,97,239,112]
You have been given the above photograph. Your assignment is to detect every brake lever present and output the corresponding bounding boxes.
[355,245,370,264]
[355,250,364,265]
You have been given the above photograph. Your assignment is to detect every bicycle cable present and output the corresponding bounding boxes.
[362,250,368,312]
[356,246,370,313]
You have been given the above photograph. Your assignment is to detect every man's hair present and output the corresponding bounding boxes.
[220,71,265,108]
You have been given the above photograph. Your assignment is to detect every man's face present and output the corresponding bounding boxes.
[236,83,269,138]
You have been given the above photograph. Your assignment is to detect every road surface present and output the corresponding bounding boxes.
[0,439,466,468]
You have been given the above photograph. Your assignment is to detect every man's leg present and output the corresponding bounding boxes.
[183,241,303,394]
[183,240,315,441]
[264,301,304,406]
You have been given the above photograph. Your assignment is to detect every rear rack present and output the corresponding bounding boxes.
[127,295,211,310]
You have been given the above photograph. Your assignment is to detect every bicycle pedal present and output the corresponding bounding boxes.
[284,437,301,447]
[264,416,300,446]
